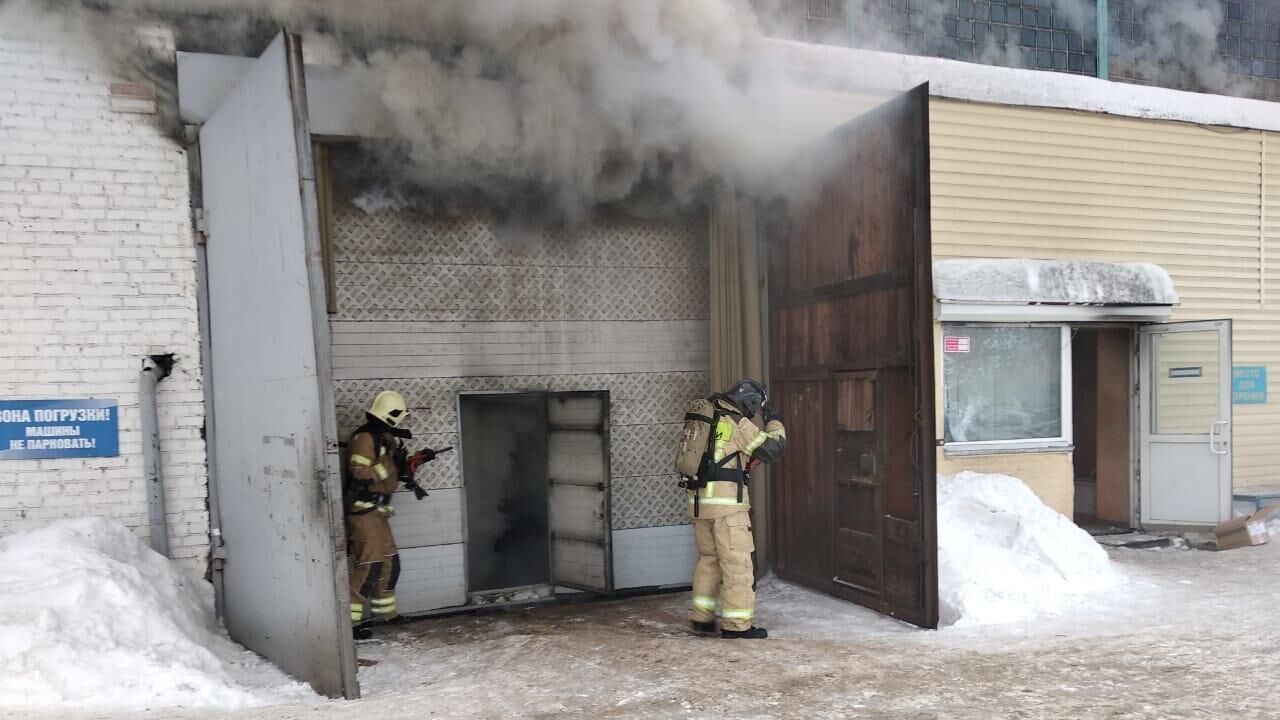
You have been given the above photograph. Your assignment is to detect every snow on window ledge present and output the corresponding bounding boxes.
[943,441,1074,457]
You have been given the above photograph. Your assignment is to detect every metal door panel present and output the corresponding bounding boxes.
[199,32,355,697]
[768,85,938,628]
[547,392,613,593]
[1139,320,1232,527]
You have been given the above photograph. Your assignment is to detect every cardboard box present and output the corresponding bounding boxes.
[1212,504,1280,550]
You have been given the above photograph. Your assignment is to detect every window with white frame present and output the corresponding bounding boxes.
[942,324,1072,448]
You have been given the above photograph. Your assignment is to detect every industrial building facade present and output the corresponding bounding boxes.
[2,9,1279,701]
[928,97,1280,524]
[324,148,710,612]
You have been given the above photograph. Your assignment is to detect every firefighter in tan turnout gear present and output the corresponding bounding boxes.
[675,378,786,640]
[345,390,444,638]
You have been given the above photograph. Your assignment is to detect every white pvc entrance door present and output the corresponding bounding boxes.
[1139,320,1232,528]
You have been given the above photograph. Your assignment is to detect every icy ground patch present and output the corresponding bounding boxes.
[0,518,315,711]
[937,471,1119,626]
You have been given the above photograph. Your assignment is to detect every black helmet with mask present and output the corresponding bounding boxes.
[724,378,767,419]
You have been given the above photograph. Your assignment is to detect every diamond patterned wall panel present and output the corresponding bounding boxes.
[335,372,709,436]
[333,204,710,270]
[332,204,710,323]
[612,474,689,530]
[335,262,708,322]
[329,185,710,529]
[335,371,707,527]
[611,423,683,480]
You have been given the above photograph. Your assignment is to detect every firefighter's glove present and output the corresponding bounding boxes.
[763,402,782,424]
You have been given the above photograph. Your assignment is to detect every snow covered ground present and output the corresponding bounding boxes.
[0,519,315,713]
[12,527,1280,719]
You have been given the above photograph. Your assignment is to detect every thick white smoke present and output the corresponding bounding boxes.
[3,0,848,220]
[0,0,1260,221]
[842,0,1254,97]
[344,1,819,219]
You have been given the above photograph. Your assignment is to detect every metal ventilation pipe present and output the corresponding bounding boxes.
[141,354,176,558]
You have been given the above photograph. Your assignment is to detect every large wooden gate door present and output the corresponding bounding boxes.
[768,85,938,628]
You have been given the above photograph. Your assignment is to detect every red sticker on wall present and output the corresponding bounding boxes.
[943,336,971,353]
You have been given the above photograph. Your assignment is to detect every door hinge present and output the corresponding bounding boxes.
[210,528,227,568]
[194,209,209,243]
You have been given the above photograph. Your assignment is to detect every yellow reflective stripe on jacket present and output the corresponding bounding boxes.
[350,454,373,467]
[376,505,394,515]
[744,424,784,452]
[373,463,390,481]
[692,595,717,611]
[712,418,734,463]
[688,495,748,506]
[350,500,376,511]
[722,608,753,619]
[693,480,743,498]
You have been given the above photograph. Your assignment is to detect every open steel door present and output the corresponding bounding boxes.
[199,33,357,696]
[767,85,938,628]
[547,392,614,594]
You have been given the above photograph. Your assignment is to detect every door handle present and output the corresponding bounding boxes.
[1209,420,1229,456]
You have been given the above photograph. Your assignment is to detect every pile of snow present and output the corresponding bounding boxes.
[938,472,1118,627]
[0,518,313,710]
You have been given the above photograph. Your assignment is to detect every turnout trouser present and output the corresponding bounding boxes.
[347,510,399,624]
[689,510,755,632]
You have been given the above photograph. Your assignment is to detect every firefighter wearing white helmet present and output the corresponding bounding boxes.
[676,378,786,640]
[344,390,442,636]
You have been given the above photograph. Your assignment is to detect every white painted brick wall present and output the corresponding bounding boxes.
[0,32,208,575]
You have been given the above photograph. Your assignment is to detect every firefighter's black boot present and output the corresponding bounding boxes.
[691,620,717,634]
[354,625,373,640]
[722,626,768,640]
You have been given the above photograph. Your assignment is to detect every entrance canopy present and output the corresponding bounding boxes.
[934,258,1178,323]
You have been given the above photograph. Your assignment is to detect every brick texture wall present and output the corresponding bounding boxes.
[0,31,208,574]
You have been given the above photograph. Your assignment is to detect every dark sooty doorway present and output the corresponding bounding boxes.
[461,393,551,592]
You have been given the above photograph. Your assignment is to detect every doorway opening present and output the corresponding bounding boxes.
[461,393,551,593]
[459,391,614,599]
[1071,327,1134,529]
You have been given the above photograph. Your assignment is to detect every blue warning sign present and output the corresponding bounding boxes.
[0,399,119,460]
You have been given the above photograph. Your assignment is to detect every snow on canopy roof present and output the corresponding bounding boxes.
[933,259,1178,306]
[769,40,1280,134]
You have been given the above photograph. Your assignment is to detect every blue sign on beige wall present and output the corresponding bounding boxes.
[0,399,119,460]
[1232,366,1268,405]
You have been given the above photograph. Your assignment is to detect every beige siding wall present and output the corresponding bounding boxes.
[930,98,1280,490]
[937,451,1074,517]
